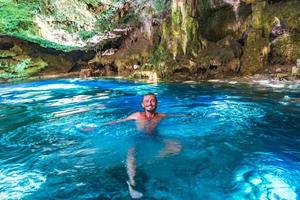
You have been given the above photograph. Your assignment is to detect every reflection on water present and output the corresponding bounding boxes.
[233,153,298,200]
[0,78,300,199]
[0,165,45,199]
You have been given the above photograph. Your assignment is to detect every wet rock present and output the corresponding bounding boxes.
[0,39,47,79]
[131,71,158,82]
[160,0,206,60]
[275,73,289,80]
[104,64,117,76]
[239,1,268,75]
[79,68,92,79]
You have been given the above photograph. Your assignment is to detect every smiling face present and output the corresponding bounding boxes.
[141,94,157,112]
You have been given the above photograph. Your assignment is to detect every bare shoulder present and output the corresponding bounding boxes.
[127,112,141,120]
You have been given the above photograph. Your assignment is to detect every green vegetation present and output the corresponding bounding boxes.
[0,57,48,79]
[0,0,38,33]
[96,6,118,31]
[0,44,48,79]
[0,0,143,52]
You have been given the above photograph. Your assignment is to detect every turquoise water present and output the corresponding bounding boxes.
[0,78,300,199]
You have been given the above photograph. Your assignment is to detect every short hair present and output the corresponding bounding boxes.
[142,93,157,102]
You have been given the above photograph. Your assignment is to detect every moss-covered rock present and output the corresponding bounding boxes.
[0,0,166,52]
[0,0,299,81]
[251,1,266,29]
[240,30,269,75]
[163,0,206,59]
[201,3,252,41]
[0,36,94,80]
[269,34,300,65]
[87,27,160,76]
[144,35,242,80]
[262,0,300,37]
[0,44,48,79]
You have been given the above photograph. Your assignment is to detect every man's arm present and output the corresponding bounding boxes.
[165,113,192,117]
[105,112,139,125]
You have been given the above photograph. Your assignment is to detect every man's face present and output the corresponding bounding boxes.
[142,95,157,112]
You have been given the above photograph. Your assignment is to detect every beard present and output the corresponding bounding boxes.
[144,105,156,112]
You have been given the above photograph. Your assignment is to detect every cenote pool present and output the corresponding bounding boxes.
[0,78,300,200]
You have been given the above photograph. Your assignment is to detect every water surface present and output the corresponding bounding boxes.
[0,78,300,199]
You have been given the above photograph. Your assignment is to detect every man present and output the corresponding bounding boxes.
[107,93,166,134]
[107,93,182,199]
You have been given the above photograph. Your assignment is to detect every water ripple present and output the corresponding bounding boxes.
[0,78,299,199]
[0,165,46,199]
[232,153,299,200]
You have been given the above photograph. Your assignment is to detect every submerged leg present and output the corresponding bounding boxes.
[159,139,183,157]
[126,147,137,186]
[126,147,143,199]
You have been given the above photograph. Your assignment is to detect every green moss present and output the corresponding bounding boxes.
[14,58,30,73]
[0,1,38,33]
[96,6,118,31]
[184,17,201,56]
[0,0,169,53]
[197,0,211,14]
[262,1,300,37]
[241,30,269,75]
[171,10,182,26]
[148,44,171,66]
[0,43,48,79]
[78,31,97,40]
[0,57,47,79]
[0,0,84,52]
[10,32,82,52]
[270,34,300,64]
[153,0,169,13]
[0,50,17,58]
[81,0,101,7]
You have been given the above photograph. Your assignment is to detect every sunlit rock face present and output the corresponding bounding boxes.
[0,0,166,51]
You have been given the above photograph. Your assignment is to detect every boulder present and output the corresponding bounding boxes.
[269,34,300,65]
